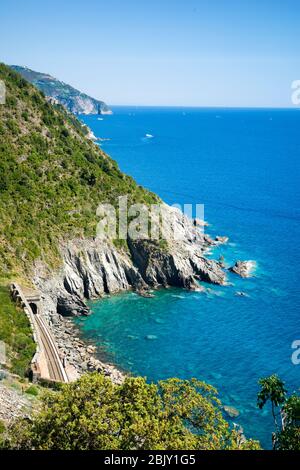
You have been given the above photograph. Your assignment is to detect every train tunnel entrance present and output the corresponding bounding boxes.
[29,302,38,315]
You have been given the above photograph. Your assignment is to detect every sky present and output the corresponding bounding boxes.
[1,0,300,107]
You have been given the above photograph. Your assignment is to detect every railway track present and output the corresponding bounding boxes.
[11,283,68,383]
[35,315,67,382]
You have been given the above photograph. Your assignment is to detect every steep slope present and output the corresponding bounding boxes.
[10,65,112,115]
[0,63,157,277]
[0,63,229,380]
[0,63,226,317]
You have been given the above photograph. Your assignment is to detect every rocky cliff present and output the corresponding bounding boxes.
[10,65,112,115]
[33,205,226,318]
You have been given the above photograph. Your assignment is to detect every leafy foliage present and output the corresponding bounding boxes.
[275,425,300,450]
[0,63,158,277]
[0,285,35,376]
[25,384,39,396]
[257,375,287,410]
[3,373,260,450]
[257,374,300,450]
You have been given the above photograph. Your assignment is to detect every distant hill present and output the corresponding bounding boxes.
[10,65,112,115]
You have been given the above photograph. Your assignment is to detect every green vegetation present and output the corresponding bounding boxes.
[0,285,35,376]
[257,374,300,450]
[0,420,5,435]
[0,63,158,277]
[25,384,39,396]
[2,64,292,451]
[2,373,260,450]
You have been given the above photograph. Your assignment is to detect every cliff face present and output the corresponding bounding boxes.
[33,205,226,318]
[10,65,112,115]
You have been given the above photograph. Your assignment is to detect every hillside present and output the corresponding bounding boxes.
[0,63,157,278]
[10,65,112,115]
[0,61,226,383]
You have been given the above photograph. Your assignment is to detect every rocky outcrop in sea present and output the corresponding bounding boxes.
[229,260,256,278]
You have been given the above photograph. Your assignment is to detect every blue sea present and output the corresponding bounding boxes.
[76,107,300,448]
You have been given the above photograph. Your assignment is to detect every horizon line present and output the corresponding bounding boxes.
[5,63,297,111]
[106,104,299,110]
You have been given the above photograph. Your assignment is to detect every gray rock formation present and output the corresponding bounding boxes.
[31,204,229,381]
[33,205,226,317]
[10,65,112,115]
[215,235,229,244]
[0,381,33,423]
[229,260,256,278]
[223,405,240,418]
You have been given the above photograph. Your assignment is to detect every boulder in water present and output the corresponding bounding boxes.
[215,235,229,244]
[223,405,240,418]
[229,260,255,278]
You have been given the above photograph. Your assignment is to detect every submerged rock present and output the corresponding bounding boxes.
[210,371,222,380]
[223,405,240,418]
[229,260,255,278]
[138,288,155,298]
[145,335,158,340]
[235,291,249,297]
[215,235,229,244]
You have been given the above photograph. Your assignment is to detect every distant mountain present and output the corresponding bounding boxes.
[10,65,112,115]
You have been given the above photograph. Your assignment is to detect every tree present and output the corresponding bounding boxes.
[2,373,260,450]
[257,375,300,450]
[276,395,300,450]
[282,394,300,427]
[257,375,287,432]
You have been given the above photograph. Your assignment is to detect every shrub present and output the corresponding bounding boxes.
[3,373,260,450]
[0,285,35,376]
[25,385,39,397]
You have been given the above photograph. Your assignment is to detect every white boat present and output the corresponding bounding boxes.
[145,133,154,138]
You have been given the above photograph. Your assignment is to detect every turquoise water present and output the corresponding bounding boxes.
[76,107,300,448]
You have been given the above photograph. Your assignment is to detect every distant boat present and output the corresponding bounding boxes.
[145,133,154,138]
[97,117,104,121]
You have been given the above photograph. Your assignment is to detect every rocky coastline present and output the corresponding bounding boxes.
[30,204,249,383]
[43,311,125,383]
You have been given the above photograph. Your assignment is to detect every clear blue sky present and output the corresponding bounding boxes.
[1,0,299,107]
